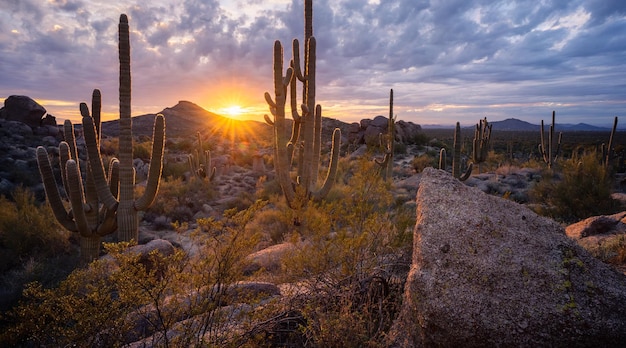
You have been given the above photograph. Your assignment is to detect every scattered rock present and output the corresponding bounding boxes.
[390,167,626,347]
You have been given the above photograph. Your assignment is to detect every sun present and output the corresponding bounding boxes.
[219,105,245,119]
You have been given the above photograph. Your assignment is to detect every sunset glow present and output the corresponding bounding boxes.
[218,105,245,119]
[0,1,625,127]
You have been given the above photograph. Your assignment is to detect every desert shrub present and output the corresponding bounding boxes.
[268,159,410,346]
[161,158,190,180]
[146,176,217,225]
[412,153,436,173]
[2,203,264,347]
[529,151,618,223]
[254,176,282,201]
[245,206,293,244]
[0,187,70,267]
[133,141,152,161]
[394,142,407,155]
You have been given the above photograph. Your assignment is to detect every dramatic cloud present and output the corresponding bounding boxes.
[0,0,624,126]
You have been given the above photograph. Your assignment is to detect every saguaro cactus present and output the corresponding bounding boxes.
[472,117,492,173]
[36,90,119,264]
[264,0,341,207]
[188,132,216,181]
[84,14,165,242]
[602,116,618,168]
[452,122,472,181]
[538,111,562,169]
[375,89,396,181]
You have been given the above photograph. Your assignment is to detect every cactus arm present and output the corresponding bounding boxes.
[65,159,91,236]
[312,128,341,200]
[97,158,119,236]
[58,141,71,197]
[36,146,77,232]
[312,103,322,184]
[292,39,305,82]
[605,116,618,167]
[82,104,119,210]
[439,148,446,170]
[135,114,165,211]
[459,162,473,181]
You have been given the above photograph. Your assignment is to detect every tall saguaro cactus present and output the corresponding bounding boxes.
[36,90,119,264]
[84,14,166,242]
[264,0,341,207]
[375,89,396,181]
[452,122,472,181]
[539,111,562,169]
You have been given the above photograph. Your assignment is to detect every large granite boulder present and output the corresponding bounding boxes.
[354,115,422,147]
[390,168,626,347]
[0,95,47,128]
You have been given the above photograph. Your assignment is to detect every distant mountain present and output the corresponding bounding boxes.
[100,100,273,139]
[489,118,539,132]
[455,118,615,132]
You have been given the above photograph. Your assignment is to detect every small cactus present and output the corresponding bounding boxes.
[602,116,618,168]
[188,132,216,181]
[375,89,396,181]
[472,117,492,173]
[538,111,562,169]
[452,122,472,181]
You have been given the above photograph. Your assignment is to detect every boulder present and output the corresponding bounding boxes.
[363,124,384,146]
[566,212,626,240]
[370,115,389,128]
[390,168,626,347]
[0,95,47,128]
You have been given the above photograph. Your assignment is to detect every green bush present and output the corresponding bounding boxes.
[529,151,619,223]
[1,203,264,347]
[0,187,70,267]
[145,176,217,225]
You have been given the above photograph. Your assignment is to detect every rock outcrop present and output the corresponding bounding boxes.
[347,115,421,146]
[390,167,626,347]
[0,95,48,128]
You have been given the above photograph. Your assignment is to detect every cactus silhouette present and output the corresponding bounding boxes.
[375,89,396,181]
[452,122,472,181]
[602,116,618,168]
[538,111,562,169]
[264,0,341,207]
[188,132,216,181]
[472,117,492,173]
[36,89,119,264]
[83,14,165,242]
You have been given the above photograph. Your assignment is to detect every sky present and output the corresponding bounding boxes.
[1,0,625,127]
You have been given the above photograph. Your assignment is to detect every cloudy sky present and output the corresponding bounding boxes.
[1,0,625,127]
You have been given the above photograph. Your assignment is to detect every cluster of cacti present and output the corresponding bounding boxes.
[188,131,216,181]
[472,117,492,173]
[82,14,165,243]
[602,116,618,168]
[539,111,562,169]
[36,90,119,264]
[452,122,473,181]
[264,0,341,207]
[375,89,396,181]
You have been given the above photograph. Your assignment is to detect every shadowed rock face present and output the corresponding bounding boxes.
[0,95,47,127]
[390,167,626,347]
